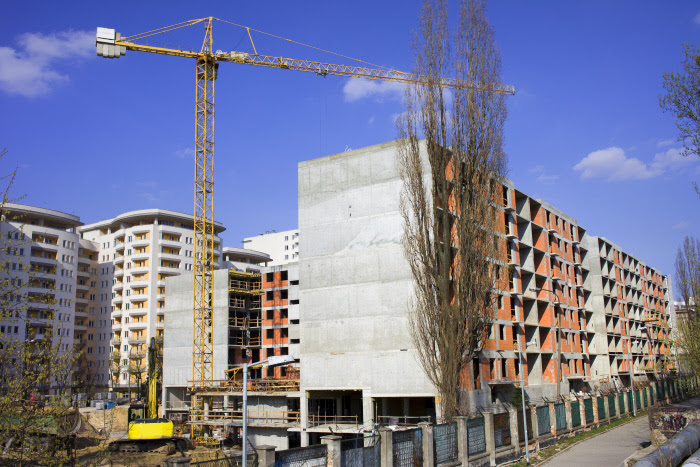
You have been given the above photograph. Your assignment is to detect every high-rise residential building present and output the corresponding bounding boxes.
[79,209,225,397]
[243,229,299,266]
[0,203,108,392]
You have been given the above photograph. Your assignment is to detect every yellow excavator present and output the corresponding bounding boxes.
[109,338,191,454]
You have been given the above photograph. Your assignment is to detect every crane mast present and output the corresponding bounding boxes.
[95,16,514,443]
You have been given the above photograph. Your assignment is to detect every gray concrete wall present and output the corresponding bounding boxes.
[163,269,230,389]
[298,140,435,398]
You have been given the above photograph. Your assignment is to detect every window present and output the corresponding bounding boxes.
[266,329,274,339]
[266,310,275,320]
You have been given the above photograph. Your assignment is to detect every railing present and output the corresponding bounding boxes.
[377,415,432,427]
[309,414,359,428]
[189,378,300,393]
[190,409,300,424]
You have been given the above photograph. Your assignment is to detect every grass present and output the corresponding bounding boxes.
[508,409,648,467]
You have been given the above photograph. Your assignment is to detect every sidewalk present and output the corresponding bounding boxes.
[540,417,650,467]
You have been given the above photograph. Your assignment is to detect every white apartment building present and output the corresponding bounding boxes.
[79,209,225,395]
[243,229,299,266]
[0,204,107,391]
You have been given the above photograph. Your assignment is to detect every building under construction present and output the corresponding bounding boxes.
[162,249,301,449]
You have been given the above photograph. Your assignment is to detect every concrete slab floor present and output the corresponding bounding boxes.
[540,417,650,467]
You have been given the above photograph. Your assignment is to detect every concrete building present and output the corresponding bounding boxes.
[162,256,301,449]
[243,229,299,266]
[0,203,106,392]
[79,209,225,396]
[296,139,673,437]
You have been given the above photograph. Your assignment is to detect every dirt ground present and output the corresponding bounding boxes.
[74,410,228,466]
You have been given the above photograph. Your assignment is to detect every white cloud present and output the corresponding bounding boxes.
[343,77,405,102]
[673,221,690,231]
[657,138,675,148]
[174,147,195,159]
[0,30,93,97]
[367,115,375,125]
[694,12,700,25]
[529,165,559,184]
[573,146,698,181]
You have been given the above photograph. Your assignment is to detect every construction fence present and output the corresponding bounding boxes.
[244,378,697,467]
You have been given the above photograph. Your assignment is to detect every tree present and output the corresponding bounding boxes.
[0,148,84,465]
[675,236,700,376]
[398,0,509,417]
[659,43,700,196]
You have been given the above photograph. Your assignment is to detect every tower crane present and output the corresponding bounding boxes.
[95,16,514,441]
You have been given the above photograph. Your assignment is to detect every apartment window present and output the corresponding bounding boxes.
[284,255,288,260]
[284,245,289,251]
[500,325,507,341]
[266,310,275,320]
[266,329,274,339]
[266,291,274,301]
[285,236,289,241]
[266,272,274,282]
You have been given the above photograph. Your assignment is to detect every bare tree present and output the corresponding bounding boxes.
[675,236,700,376]
[659,43,700,197]
[0,148,84,465]
[398,0,509,417]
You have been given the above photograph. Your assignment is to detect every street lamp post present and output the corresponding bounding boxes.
[242,354,295,467]
[517,337,537,464]
[631,340,638,417]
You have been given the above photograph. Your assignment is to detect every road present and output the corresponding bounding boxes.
[541,417,649,467]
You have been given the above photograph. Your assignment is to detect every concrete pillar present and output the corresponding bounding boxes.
[565,399,573,432]
[549,402,556,436]
[204,397,210,421]
[579,398,587,429]
[300,391,309,447]
[362,391,373,429]
[530,406,539,441]
[508,408,519,454]
[382,398,389,418]
[379,428,393,467]
[402,398,410,419]
[456,416,470,466]
[321,435,342,467]
[419,422,434,467]
[254,445,276,467]
[592,397,598,425]
[483,412,496,467]
[223,395,230,417]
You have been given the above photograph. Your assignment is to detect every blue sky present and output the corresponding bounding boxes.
[1,1,698,291]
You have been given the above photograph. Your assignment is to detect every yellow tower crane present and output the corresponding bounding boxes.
[95,16,514,439]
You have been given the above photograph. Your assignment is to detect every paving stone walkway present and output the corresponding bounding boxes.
[540,417,650,467]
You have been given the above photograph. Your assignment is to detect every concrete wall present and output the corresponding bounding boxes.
[298,140,435,398]
[162,269,230,390]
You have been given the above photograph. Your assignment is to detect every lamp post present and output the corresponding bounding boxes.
[242,354,295,467]
[517,337,537,464]
[631,340,638,417]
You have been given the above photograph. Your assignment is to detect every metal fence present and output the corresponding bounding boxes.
[571,401,581,427]
[275,445,327,467]
[467,417,486,456]
[643,389,648,407]
[393,428,422,467]
[635,390,641,410]
[536,405,550,436]
[584,398,594,424]
[608,394,616,417]
[554,403,566,432]
[619,393,626,414]
[341,435,381,467]
[597,396,605,421]
[493,413,511,448]
[433,422,457,466]
[517,408,532,443]
[192,455,257,467]
[627,391,633,413]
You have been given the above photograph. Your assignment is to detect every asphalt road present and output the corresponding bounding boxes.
[540,417,650,467]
